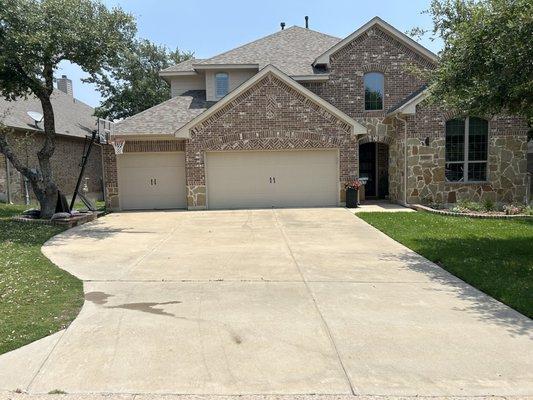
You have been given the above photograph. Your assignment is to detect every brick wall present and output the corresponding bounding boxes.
[0,131,103,204]
[186,72,358,208]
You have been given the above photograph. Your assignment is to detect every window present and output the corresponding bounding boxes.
[445,117,488,182]
[364,72,384,110]
[215,72,229,99]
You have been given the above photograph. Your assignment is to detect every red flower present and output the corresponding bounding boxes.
[345,179,363,190]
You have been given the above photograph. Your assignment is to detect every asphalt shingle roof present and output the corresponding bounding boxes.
[161,58,204,73]
[114,91,214,136]
[387,85,428,114]
[162,27,341,76]
[0,90,96,139]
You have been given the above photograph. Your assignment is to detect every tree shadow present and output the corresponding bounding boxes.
[377,239,533,338]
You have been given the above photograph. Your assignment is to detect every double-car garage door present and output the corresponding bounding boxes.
[117,150,338,210]
[206,150,338,209]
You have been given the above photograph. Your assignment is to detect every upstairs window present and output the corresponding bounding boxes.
[215,72,229,99]
[445,117,488,182]
[364,72,384,110]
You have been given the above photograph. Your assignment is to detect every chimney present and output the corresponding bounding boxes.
[305,16,309,29]
[57,75,73,97]
[280,22,285,30]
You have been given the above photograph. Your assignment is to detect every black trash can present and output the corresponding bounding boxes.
[346,187,358,208]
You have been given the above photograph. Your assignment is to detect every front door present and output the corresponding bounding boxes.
[359,143,376,197]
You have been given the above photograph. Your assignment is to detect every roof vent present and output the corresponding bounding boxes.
[280,22,285,30]
[305,16,309,29]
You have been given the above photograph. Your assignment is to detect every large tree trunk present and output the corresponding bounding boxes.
[0,76,60,218]
[35,93,59,218]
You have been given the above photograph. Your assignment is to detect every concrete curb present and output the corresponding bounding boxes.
[410,203,533,219]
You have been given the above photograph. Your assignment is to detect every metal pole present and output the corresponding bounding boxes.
[4,157,12,204]
[70,130,97,211]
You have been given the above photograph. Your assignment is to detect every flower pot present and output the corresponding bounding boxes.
[346,187,358,208]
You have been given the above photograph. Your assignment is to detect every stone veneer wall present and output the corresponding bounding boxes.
[301,25,529,205]
[301,25,437,205]
[405,106,529,204]
[103,139,185,210]
[186,72,358,209]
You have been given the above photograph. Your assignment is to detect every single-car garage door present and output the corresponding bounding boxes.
[117,152,186,210]
[206,150,338,209]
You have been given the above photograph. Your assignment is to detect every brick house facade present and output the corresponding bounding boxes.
[105,17,529,211]
[0,131,103,204]
[1,84,104,205]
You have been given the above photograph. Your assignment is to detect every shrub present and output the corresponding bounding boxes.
[482,198,496,211]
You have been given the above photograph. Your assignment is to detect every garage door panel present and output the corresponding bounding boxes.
[206,150,338,209]
[117,152,186,210]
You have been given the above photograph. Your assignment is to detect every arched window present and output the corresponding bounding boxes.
[445,117,488,182]
[215,72,229,99]
[364,72,384,110]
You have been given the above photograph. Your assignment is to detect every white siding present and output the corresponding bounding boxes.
[170,75,205,97]
[205,69,257,101]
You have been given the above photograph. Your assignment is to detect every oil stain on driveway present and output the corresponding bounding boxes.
[0,208,531,396]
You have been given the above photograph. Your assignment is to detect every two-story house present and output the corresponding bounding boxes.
[105,17,529,211]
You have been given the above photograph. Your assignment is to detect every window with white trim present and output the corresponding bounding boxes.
[364,72,384,110]
[445,117,488,182]
[215,72,229,99]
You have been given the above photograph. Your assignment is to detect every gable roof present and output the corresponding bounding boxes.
[387,86,429,116]
[175,65,367,138]
[160,58,204,75]
[0,90,96,139]
[314,17,438,67]
[162,27,341,77]
[387,85,429,115]
[114,91,214,136]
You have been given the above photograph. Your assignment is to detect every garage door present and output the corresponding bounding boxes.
[206,150,338,209]
[117,152,186,210]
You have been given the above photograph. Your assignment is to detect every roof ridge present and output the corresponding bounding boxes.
[198,26,339,65]
[286,25,341,40]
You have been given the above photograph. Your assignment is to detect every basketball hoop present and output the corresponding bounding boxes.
[110,138,125,155]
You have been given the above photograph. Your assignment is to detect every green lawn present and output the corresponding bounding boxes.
[357,211,533,318]
[0,204,84,354]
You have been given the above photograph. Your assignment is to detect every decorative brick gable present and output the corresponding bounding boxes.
[307,26,434,120]
[186,72,359,208]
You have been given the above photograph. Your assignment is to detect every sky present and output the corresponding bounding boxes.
[57,0,442,108]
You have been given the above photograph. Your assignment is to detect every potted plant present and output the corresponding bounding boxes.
[345,179,363,208]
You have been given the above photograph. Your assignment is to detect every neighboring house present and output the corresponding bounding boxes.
[0,76,103,204]
[106,17,529,211]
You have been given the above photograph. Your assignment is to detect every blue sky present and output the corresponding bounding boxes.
[58,0,441,107]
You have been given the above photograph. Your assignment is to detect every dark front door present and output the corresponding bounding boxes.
[359,143,376,197]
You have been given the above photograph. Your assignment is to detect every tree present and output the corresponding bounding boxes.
[87,40,193,120]
[416,0,533,122]
[0,0,136,218]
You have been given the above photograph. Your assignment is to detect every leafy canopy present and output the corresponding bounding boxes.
[421,0,533,122]
[88,40,193,120]
[0,0,136,100]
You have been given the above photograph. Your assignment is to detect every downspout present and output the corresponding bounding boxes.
[394,114,409,206]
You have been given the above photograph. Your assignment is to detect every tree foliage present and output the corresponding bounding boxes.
[0,0,136,217]
[87,40,193,120]
[420,0,533,122]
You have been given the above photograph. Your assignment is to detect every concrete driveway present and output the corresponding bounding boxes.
[0,208,532,396]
